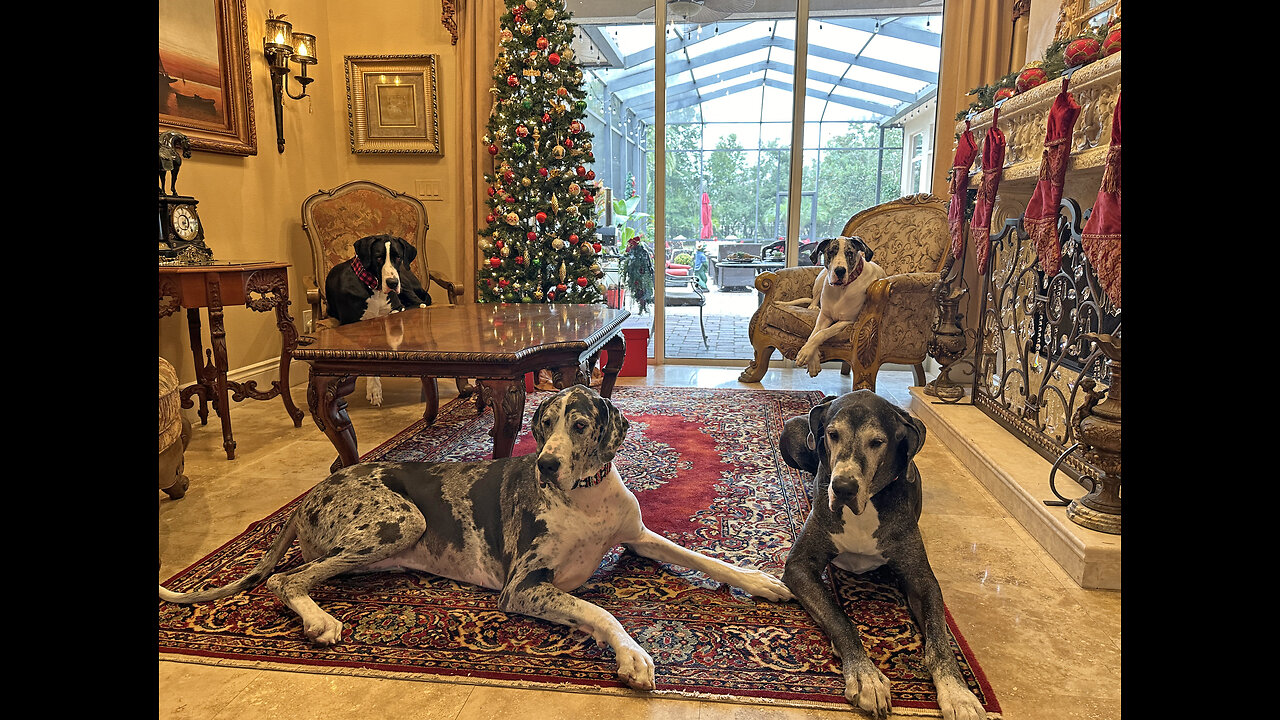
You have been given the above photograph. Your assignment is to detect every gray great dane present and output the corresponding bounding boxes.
[159,385,792,690]
[780,390,986,720]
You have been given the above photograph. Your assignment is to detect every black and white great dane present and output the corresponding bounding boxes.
[780,390,986,720]
[159,385,792,690]
[782,236,887,377]
[324,234,432,406]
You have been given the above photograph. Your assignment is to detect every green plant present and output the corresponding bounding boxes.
[673,251,693,266]
[614,197,654,313]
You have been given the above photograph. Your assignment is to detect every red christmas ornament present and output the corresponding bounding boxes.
[564,138,574,149]
[548,53,561,65]
[1064,37,1101,68]
[546,290,555,300]
[586,170,595,180]
[1016,65,1048,93]
[485,214,495,224]
[994,87,1015,102]
[487,186,496,197]
[504,195,515,203]
[569,234,579,244]
[495,239,504,249]
[556,283,567,292]
[585,220,596,229]
[538,167,548,177]
[536,211,548,223]
[536,36,549,50]
[489,257,501,268]
[592,242,602,253]
[488,143,499,155]
[498,278,510,288]
[527,231,537,241]
[516,125,529,137]
[575,165,586,177]
[584,193,594,203]
[515,255,525,265]
[542,113,551,123]
[503,170,515,184]
[576,277,588,287]
[1103,24,1121,56]
[507,74,519,87]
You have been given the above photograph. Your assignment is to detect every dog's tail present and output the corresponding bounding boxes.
[158,515,299,604]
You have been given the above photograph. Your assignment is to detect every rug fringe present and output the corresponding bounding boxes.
[159,654,1000,718]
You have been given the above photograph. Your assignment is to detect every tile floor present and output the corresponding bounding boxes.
[159,365,1121,719]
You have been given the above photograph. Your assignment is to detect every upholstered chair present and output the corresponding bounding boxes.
[737,193,950,390]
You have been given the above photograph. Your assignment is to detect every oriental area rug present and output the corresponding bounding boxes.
[159,386,1001,716]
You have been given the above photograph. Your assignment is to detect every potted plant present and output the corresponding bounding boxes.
[614,196,654,314]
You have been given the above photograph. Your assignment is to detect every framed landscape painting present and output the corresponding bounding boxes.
[159,0,257,156]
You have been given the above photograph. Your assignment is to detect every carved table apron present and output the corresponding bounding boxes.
[159,261,306,460]
[294,303,629,470]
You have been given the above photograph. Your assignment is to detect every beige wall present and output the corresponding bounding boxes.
[160,0,470,385]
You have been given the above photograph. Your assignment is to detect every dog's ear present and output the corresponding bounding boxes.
[394,237,418,264]
[892,406,926,479]
[805,395,837,452]
[530,392,558,446]
[810,238,833,266]
[851,237,874,262]
[352,235,377,262]
[595,396,629,461]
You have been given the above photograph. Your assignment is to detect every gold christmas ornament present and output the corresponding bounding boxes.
[504,212,520,225]
[563,49,574,61]
[552,145,565,158]
[521,177,531,186]
[524,0,536,9]
[543,8,555,20]
[568,182,580,195]
[501,245,511,257]
[551,238,565,250]
[559,263,566,282]
[520,23,533,35]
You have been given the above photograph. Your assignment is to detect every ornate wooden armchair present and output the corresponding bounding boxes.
[301,180,470,419]
[737,193,949,390]
[301,179,462,327]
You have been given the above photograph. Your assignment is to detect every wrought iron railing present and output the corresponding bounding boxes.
[970,198,1121,486]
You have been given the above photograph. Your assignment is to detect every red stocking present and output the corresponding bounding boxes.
[969,107,1006,275]
[1082,93,1121,308]
[1023,81,1080,276]
[947,121,979,262]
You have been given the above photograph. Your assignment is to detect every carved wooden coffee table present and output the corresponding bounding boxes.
[294,303,629,469]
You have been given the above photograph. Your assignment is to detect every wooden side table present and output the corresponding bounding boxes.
[159,261,305,459]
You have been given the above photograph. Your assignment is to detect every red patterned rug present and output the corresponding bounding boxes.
[159,386,1000,716]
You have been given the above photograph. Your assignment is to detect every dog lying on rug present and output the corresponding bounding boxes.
[159,385,792,690]
[781,236,887,377]
[324,234,432,406]
[780,390,986,720]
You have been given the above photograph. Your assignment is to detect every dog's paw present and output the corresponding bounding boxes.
[934,676,986,720]
[843,662,892,719]
[303,612,345,646]
[734,568,793,602]
[366,378,384,407]
[615,642,656,690]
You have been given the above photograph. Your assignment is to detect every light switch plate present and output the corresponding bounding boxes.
[415,179,443,201]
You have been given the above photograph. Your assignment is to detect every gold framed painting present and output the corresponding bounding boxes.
[158,0,257,156]
[345,55,442,154]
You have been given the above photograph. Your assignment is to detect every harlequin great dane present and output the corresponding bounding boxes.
[159,385,792,690]
[781,236,887,377]
[323,234,432,405]
[780,390,986,720]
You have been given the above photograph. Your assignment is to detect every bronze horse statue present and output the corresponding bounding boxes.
[159,131,192,196]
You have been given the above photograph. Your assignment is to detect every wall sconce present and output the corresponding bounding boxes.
[263,10,317,154]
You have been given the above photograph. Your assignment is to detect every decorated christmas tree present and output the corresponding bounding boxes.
[476,0,602,304]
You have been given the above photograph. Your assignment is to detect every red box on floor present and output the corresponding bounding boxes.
[612,325,650,377]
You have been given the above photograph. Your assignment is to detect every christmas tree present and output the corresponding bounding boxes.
[476,0,603,304]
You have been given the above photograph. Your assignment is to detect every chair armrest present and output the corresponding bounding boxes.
[428,270,463,304]
[754,266,822,304]
[864,271,941,308]
[303,275,321,309]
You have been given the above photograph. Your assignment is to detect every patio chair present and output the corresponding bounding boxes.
[737,193,949,389]
[664,275,708,349]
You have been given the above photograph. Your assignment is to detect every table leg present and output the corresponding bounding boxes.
[309,372,359,472]
[205,276,236,460]
[181,308,210,425]
[421,377,439,424]
[480,378,526,459]
[599,332,625,398]
[270,288,305,427]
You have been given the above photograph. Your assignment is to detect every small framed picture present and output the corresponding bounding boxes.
[345,54,441,154]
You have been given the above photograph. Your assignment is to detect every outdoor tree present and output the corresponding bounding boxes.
[476,0,603,304]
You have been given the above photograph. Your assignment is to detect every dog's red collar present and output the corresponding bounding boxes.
[350,256,381,292]
[848,255,864,282]
[572,462,613,489]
